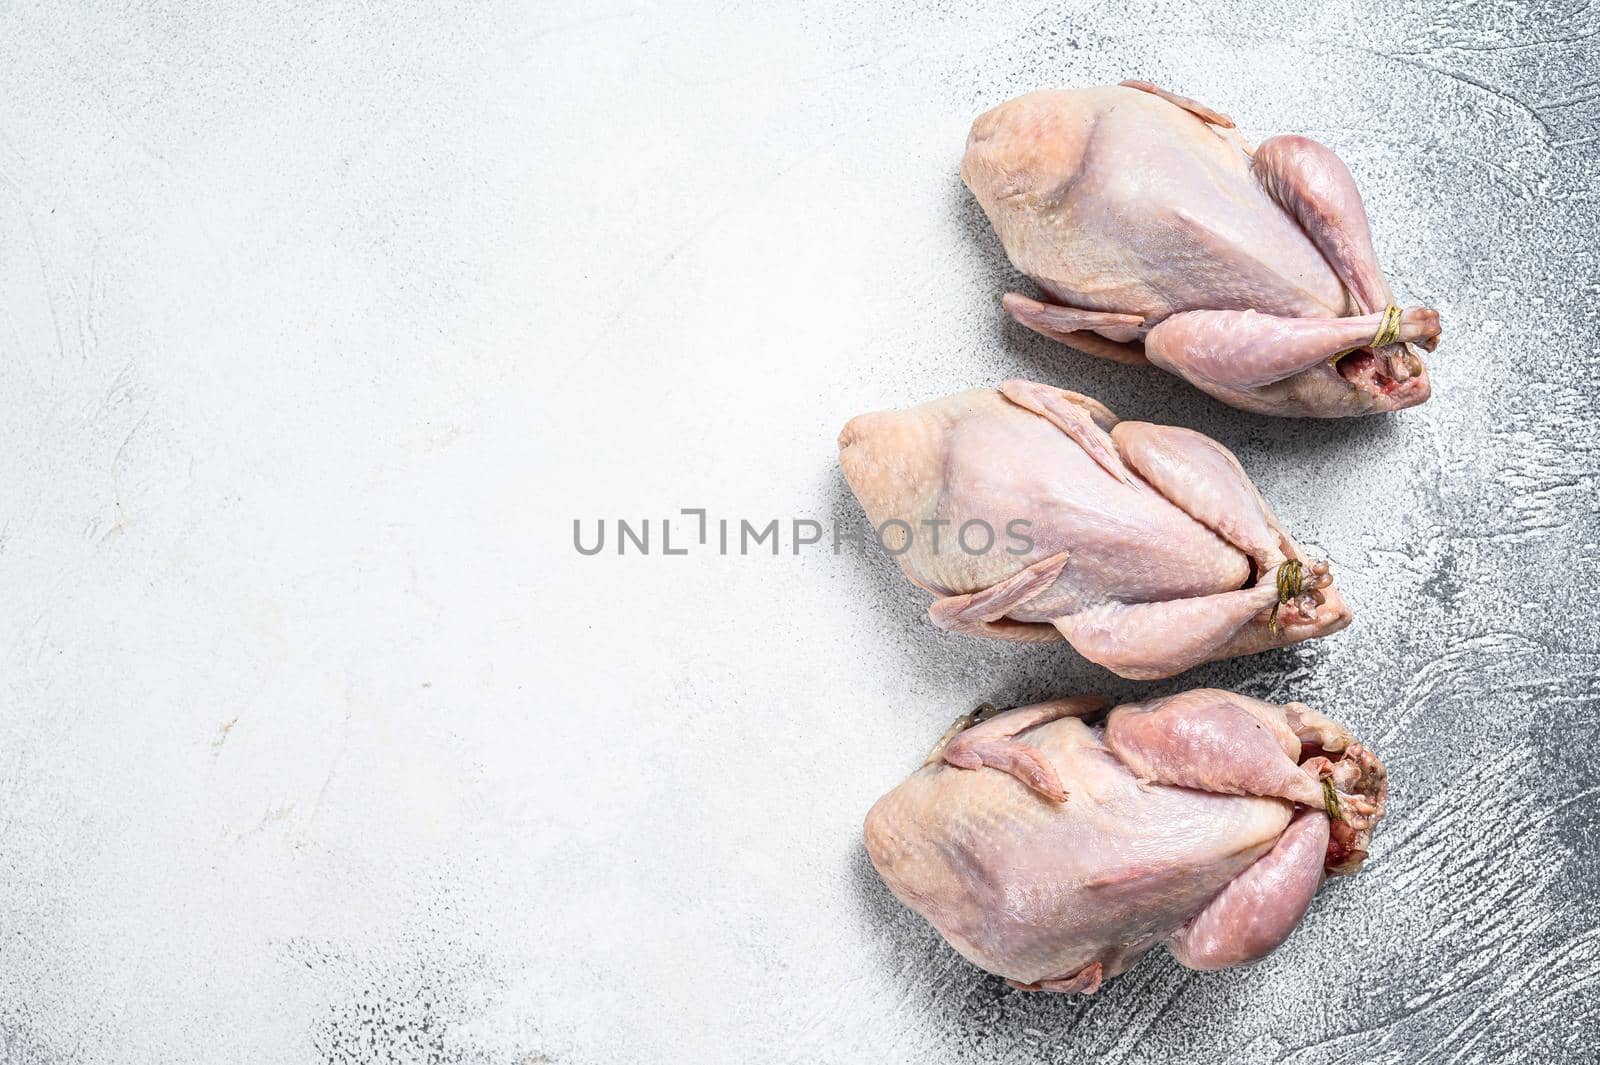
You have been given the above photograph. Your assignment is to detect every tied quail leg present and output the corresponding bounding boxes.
[1167,809,1330,969]
[1103,690,1388,873]
[1111,420,1349,641]
[1054,585,1291,681]
[1251,134,1439,393]
[1145,307,1442,391]
[1103,689,1327,807]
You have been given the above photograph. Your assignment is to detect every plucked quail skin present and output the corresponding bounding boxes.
[838,381,1348,680]
[962,81,1441,416]
[865,691,1388,992]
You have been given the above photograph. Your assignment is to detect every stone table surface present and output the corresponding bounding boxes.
[2,2,1596,1063]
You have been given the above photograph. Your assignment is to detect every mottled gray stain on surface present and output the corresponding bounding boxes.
[0,1,1596,1063]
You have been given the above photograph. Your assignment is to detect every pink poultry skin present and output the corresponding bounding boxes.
[838,381,1349,680]
[865,690,1387,993]
[962,82,1441,416]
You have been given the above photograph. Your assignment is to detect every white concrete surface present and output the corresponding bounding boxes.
[2,2,1596,1063]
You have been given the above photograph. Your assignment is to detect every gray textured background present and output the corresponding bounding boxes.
[2,1,1597,1063]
